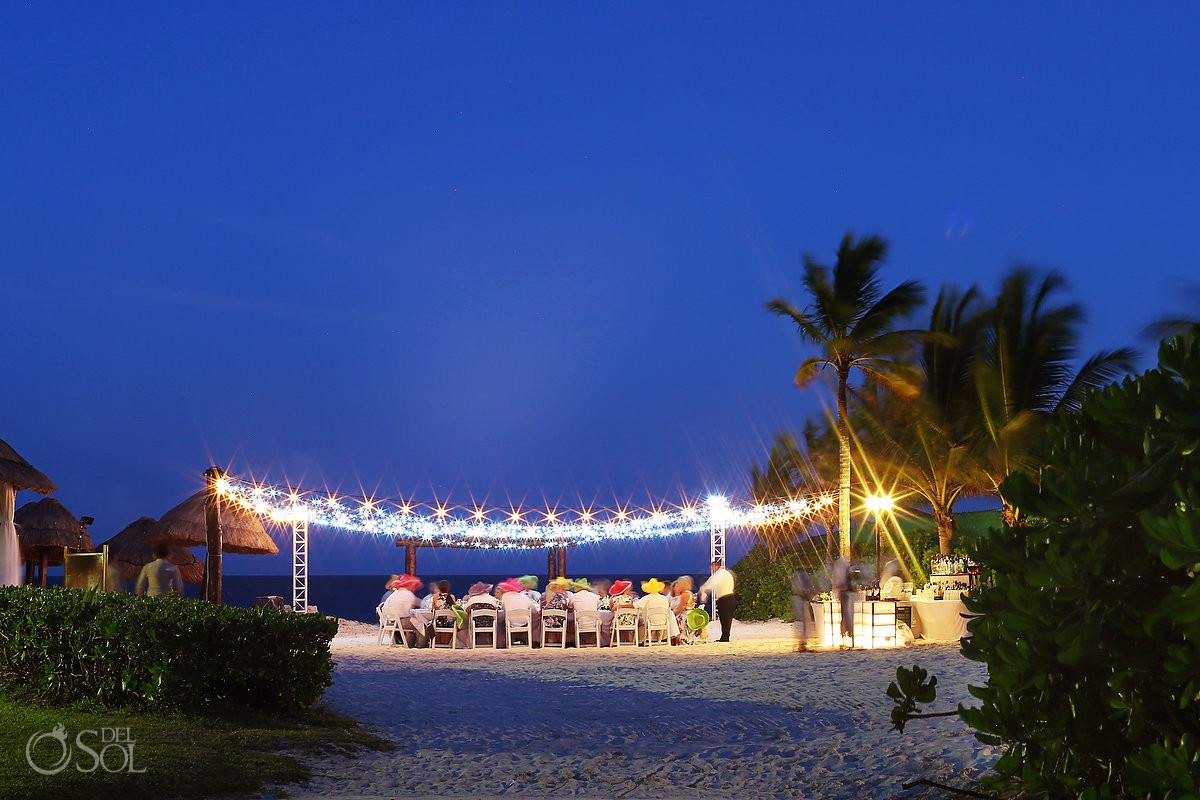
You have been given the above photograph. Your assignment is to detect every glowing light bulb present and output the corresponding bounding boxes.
[864,494,895,514]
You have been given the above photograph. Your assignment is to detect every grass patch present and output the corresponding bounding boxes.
[0,691,392,800]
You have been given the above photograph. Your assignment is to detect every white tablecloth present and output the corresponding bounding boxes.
[908,598,970,641]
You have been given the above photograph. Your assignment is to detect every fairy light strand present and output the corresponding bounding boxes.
[215,476,834,550]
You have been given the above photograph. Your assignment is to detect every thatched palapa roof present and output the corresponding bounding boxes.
[14,497,93,560]
[0,438,55,494]
[149,489,279,555]
[101,517,204,583]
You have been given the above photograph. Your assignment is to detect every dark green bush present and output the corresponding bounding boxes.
[0,587,337,712]
[960,330,1200,798]
[732,544,821,621]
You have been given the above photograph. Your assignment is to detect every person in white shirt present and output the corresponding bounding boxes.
[382,574,424,645]
[568,578,601,613]
[135,545,184,596]
[462,582,499,640]
[462,581,499,611]
[420,580,443,610]
[517,574,542,605]
[499,577,538,645]
[500,578,538,615]
[698,560,737,642]
[636,578,680,643]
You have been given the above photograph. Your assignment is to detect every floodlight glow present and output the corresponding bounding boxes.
[864,494,896,514]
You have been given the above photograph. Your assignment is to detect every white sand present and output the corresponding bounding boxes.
[270,619,997,800]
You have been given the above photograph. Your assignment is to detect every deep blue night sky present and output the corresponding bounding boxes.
[4,5,1197,577]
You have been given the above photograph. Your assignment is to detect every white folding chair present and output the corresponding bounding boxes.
[610,608,639,647]
[378,607,399,646]
[392,616,423,648]
[506,607,533,648]
[574,609,601,648]
[644,608,672,646]
[469,606,498,649]
[431,609,459,649]
[541,609,568,649]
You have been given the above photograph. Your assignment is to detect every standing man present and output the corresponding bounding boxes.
[135,544,183,596]
[789,568,817,652]
[698,560,737,643]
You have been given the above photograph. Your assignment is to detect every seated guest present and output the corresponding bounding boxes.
[638,577,680,643]
[463,581,499,629]
[430,580,457,629]
[517,574,542,604]
[463,581,498,610]
[568,578,601,613]
[609,579,638,630]
[669,576,695,616]
[421,579,443,610]
[499,577,537,615]
[431,579,456,609]
[381,574,424,644]
[379,574,400,609]
[592,578,613,610]
[609,579,635,608]
[542,577,571,629]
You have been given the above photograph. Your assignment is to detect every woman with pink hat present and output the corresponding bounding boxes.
[381,574,424,645]
[498,576,539,646]
[607,579,638,644]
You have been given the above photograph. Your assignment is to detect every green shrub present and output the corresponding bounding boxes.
[732,544,823,621]
[0,587,337,712]
[960,330,1200,798]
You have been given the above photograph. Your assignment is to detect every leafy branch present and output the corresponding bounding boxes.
[886,664,959,733]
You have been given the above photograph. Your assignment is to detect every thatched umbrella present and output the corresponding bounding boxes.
[0,438,56,587]
[14,497,93,587]
[101,517,204,585]
[149,490,279,555]
[148,486,278,603]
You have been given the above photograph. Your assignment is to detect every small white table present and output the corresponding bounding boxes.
[908,598,970,641]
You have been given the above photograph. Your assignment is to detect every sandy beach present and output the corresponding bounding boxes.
[268,619,997,800]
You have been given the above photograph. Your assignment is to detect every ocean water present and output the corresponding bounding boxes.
[227,573,706,622]
[45,572,705,623]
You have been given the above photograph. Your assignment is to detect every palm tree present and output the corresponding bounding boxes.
[750,433,805,561]
[750,427,839,563]
[975,267,1137,524]
[767,232,926,557]
[865,285,991,554]
[1143,285,1199,346]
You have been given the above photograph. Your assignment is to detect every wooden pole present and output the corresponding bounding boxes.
[38,551,48,588]
[547,548,556,579]
[24,560,33,586]
[557,547,566,578]
[405,543,417,576]
[203,466,224,604]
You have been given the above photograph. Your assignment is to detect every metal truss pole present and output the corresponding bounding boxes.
[292,519,308,613]
[709,520,726,628]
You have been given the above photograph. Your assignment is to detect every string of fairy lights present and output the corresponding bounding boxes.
[215,475,835,549]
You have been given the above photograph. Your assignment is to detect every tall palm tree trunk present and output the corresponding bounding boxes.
[934,507,956,555]
[837,370,852,558]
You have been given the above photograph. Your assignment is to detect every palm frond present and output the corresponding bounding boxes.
[1054,347,1137,413]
